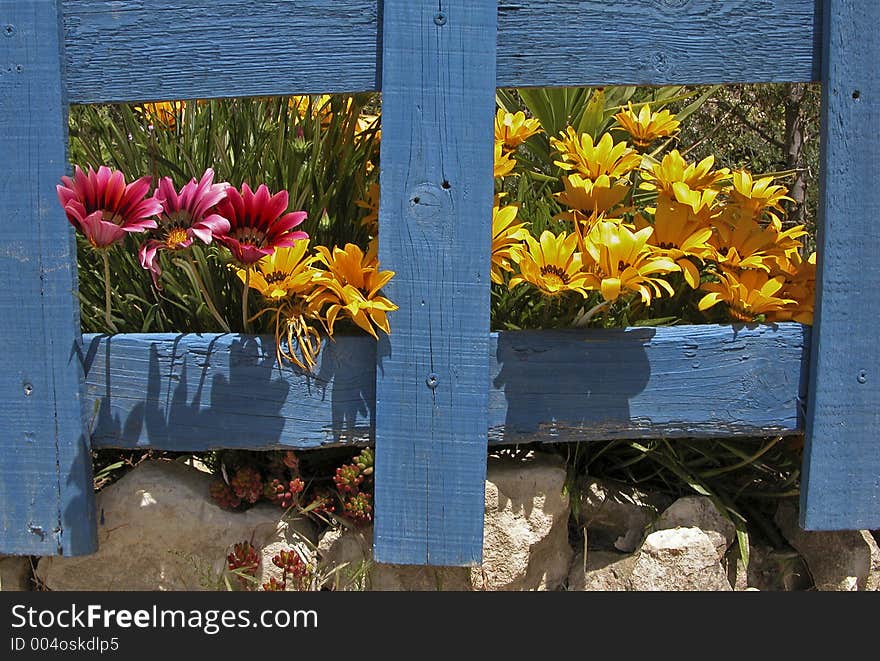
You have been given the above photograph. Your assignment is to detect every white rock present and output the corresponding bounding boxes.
[567,551,635,591]
[475,453,572,590]
[575,478,670,552]
[629,527,732,591]
[654,496,736,560]
[0,556,32,591]
[774,501,880,591]
[36,460,315,591]
[317,453,572,591]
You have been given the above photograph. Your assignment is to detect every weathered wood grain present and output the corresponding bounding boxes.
[800,0,880,531]
[0,0,96,556]
[83,324,809,450]
[371,1,496,566]
[61,0,821,104]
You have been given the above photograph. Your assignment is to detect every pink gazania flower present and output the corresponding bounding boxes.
[213,184,308,266]
[138,169,231,284]
[56,165,160,248]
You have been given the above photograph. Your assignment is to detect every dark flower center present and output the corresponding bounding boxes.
[264,271,287,284]
[231,227,267,247]
[540,264,570,285]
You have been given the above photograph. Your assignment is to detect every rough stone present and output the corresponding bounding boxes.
[654,496,736,561]
[317,452,572,591]
[0,556,32,591]
[475,453,572,590]
[774,500,880,591]
[629,527,733,591]
[566,551,635,591]
[727,543,812,592]
[36,460,316,591]
[316,526,470,591]
[575,477,671,552]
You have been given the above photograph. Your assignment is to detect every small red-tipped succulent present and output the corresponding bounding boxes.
[343,491,373,523]
[272,549,309,590]
[355,448,374,475]
[230,466,263,504]
[227,541,260,587]
[334,464,363,496]
[308,490,336,517]
[209,480,242,510]
[264,477,305,509]
[261,577,286,592]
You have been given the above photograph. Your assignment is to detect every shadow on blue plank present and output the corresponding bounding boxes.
[82,323,809,451]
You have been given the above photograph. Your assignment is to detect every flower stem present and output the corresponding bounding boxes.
[180,253,231,333]
[242,268,251,333]
[101,250,118,334]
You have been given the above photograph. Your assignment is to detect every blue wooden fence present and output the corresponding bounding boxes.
[1,0,877,565]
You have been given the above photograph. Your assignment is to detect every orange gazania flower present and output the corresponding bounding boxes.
[137,100,185,129]
[355,182,380,235]
[310,242,397,339]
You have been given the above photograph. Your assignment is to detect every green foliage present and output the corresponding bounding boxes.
[69,95,380,333]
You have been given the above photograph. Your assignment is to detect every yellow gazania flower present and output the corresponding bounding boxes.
[494,109,541,149]
[355,182,380,235]
[640,150,729,197]
[320,282,397,340]
[635,199,714,289]
[766,251,816,325]
[290,94,333,125]
[137,100,185,129]
[727,170,793,223]
[356,112,381,142]
[581,221,679,304]
[236,239,317,300]
[710,215,806,273]
[494,141,517,178]
[698,268,797,322]
[613,102,680,149]
[551,129,641,180]
[310,243,397,338]
[671,183,721,217]
[491,199,530,285]
[509,230,591,297]
[555,173,630,220]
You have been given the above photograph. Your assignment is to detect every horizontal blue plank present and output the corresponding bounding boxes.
[61,0,821,103]
[83,324,809,451]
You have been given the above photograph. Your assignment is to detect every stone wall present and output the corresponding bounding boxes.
[2,456,877,591]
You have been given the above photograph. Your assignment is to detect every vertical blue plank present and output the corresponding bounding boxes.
[374,1,496,565]
[801,0,880,529]
[0,1,96,555]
